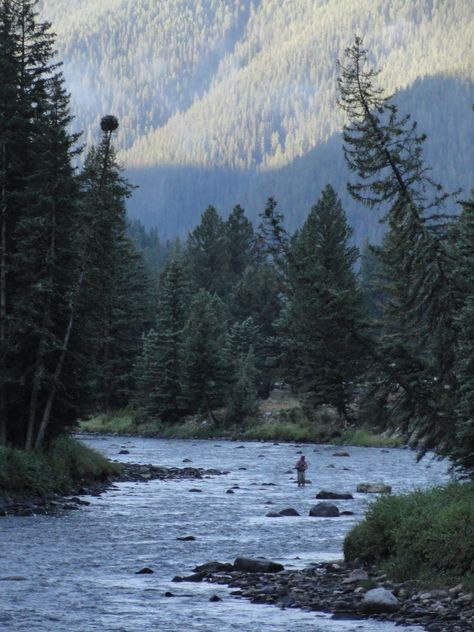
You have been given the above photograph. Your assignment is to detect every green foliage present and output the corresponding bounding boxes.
[179,290,228,413]
[225,349,259,424]
[0,436,120,496]
[338,36,462,461]
[187,206,230,296]
[340,428,403,448]
[344,484,474,580]
[278,185,367,419]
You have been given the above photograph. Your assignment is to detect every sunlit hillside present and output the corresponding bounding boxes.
[40,0,474,242]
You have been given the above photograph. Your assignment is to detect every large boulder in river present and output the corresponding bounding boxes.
[360,588,399,613]
[309,502,340,517]
[357,482,392,494]
[233,557,284,573]
[316,490,353,500]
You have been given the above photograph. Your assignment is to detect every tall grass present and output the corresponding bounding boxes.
[344,483,474,585]
[0,437,121,497]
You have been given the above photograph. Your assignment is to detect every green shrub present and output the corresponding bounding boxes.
[0,437,120,497]
[344,483,474,582]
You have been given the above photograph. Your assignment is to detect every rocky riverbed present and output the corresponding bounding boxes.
[0,462,227,517]
[175,557,474,631]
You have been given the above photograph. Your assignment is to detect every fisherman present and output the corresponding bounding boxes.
[294,455,308,487]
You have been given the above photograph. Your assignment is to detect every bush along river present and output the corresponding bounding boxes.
[0,436,457,632]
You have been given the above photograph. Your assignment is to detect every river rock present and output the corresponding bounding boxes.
[309,502,340,517]
[118,449,130,454]
[357,483,392,494]
[266,511,283,517]
[209,594,222,602]
[193,561,234,574]
[342,569,369,584]
[316,490,353,500]
[332,451,350,457]
[233,557,284,573]
[136,567,154,574]
[278,508,300,516]
[360,588,399,613]
[176,535,196,541]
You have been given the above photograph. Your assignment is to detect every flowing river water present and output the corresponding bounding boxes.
[1,436,451,632]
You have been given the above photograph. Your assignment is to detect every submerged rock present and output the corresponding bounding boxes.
[309,502,340,517]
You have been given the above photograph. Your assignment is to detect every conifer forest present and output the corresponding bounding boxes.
[1,0,474,479]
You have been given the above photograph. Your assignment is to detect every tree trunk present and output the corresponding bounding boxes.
[25,196,56,449]
[34,261,86,449]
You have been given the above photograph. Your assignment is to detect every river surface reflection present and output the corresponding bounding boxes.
[1,436,451,631]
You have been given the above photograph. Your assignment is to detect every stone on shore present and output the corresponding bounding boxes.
[309,502,340,517]
[357,483,392,494]
[233,557,284,573]
[360,588,399,613]
[342,569,369,584]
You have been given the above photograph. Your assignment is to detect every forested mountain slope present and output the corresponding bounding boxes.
[40,0,474,242]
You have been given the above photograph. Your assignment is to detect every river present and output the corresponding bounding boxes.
[0,436,451,632]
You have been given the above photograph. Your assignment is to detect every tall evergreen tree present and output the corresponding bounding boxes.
[337,37,459,449]
[225,204,258,283]
[179,290,227,420]
[134,255,188,421]
[0,0,83,448]
[186,205,230,296]
[280,185,364,420]
[453,190,474,470]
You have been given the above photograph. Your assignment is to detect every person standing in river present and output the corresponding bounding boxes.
[294,455,308,487]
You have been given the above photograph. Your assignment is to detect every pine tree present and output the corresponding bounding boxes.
[226,348,259,424]
[179,290,227,419]
[187,205,229,296]
[337,37,459,449]
[225,204,258,283]
[228,265,281,397]
[280,185,364,420]
[453,190,474,471]
[136,255,189,421]
[0,0,82,447]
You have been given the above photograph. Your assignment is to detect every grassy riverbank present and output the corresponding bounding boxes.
[0,437,121,497]
[79,398,403,448]
[344,482,474,592]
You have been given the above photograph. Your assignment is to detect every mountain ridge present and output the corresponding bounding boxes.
[39,0,474,242]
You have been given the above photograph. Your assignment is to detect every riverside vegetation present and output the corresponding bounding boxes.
[1,1,474,618]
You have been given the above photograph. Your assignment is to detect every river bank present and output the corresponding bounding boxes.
[181,557,474,631]
[79,400,403,448]
[0,458,227,517]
